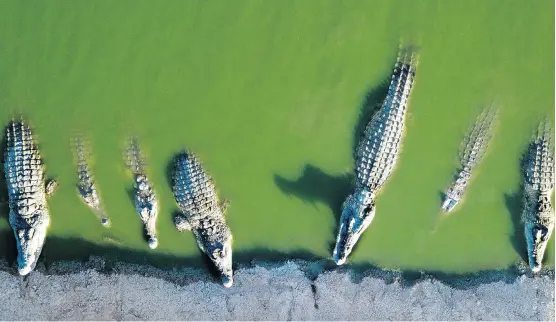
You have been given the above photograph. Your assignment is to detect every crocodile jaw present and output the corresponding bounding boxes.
[441,197,458,213]
[10,210,50,276]
[203,235,233,288]
[333,189,376,265]
[525,220,554,273]
[217,238,234,287]
[147,237,158,249]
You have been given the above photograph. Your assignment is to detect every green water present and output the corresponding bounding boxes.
[0,0,553,272]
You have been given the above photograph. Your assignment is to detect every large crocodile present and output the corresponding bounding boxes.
[126,136,159,249]
[522,122,554,273]
[3,119,58,275]
[333,51,417,265]
[72,135,110,227]
[171,151,233,287]
[441,108,497,212]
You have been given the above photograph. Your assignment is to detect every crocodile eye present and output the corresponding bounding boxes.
[212,249,222,258]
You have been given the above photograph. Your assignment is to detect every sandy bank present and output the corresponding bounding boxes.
[0,258,552,320]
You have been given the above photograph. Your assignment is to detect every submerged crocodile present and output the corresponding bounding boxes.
[333,51,417,265]
[72,135,110,227]
[441,108,497,212]
[126,136,159,249]
[522,123,554,273]
[3,119,58,275]
[171,151,233,287]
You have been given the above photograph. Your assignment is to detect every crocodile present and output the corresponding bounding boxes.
[333,50,417,265]
[171,151,233,287]
[522,122,554,273]
[441,108,497,213]
[3,119,59,275]
[72,135,110,227]
[126,136,159,249]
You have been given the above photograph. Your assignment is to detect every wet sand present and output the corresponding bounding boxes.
[0,258,552,320]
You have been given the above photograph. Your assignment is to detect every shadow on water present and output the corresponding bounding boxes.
[0,135,17,267]
[0,223,545,290]
[504,189,526,262]
[503,144,535,263]
[273,82,390,251]
[438,190,446,208]
[273,165,353,222]
[165,156,175,191]
[0,232,537,290]
[351,82,390,153]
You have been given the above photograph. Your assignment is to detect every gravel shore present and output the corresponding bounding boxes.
[0,258,552,320]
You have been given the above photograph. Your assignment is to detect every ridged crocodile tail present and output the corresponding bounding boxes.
[459,107,497,170]
[126,136,145,176]
[72,134,110,227]
[441,107,498,212]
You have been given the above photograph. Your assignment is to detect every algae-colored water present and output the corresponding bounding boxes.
[0,0,553,272]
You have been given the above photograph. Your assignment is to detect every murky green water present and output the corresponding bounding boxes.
[0,0,553,272]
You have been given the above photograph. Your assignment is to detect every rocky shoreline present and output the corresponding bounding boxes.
[0,257,552,320]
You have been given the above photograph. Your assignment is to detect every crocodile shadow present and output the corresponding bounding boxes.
[0,135,17,266]
[273,83,390,253]
[0,233,538,290]
[351,82,390,153]
[504,144,538,263]
[504,188,527,262]
[274,166,353,222]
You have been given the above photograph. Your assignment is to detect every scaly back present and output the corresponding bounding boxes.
[4,120,46,208]
[126,136,146,175]
[459,108,497,170]
[173,152,219,216]
[355,51,416,191]
[524,122,554,194]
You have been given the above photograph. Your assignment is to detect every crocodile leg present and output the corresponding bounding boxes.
[174,214,192,232]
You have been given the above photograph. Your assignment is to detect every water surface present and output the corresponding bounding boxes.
[0,0,553,272]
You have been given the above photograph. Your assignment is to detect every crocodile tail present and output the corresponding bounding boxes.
[126,136,145,175]
[396,44,419,73]
[459,107,497,169]
[71,134,90,170]
[534,121,554,192]
[71,133,96,190]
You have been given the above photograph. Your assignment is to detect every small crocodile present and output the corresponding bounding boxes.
[126,136,159,249]
[522,122,554,273]
[333,50,417,265]
[441,108,497,212]
[171,151,233,287]
[3,119,59,275]
[72,135,110,227]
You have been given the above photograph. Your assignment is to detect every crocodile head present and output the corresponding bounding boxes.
[525,194,554,273]
[10,209,50,276]
[441,195,458,213]
[206,236,233,288]
[333,187,376,265]
[147,236,158,249]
